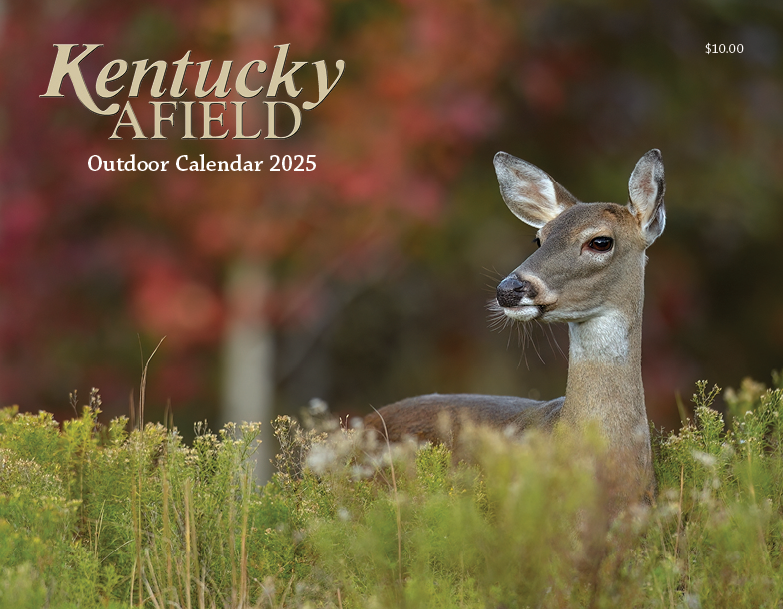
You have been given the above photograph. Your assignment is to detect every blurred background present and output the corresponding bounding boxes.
[1,0,782,477]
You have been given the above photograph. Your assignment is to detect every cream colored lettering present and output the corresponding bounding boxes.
[267,44,307,98]
[195,60,233,98]
[181,101,197,140]
[95,60,128,98]
[302,59,346,110]
[151,102,177,139]
[41,44,346,140]
[236,60,267,98]
[129,60,168,97]
[232,102,262,139]
[201,101,229,139]
[170,51,193,98]
[264,101,301,139]
[40,44,119,115]
[109,102,146,139]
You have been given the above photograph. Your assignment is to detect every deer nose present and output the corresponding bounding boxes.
[496,275,536,308]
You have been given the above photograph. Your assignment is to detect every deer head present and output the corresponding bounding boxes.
[494,150,665,332]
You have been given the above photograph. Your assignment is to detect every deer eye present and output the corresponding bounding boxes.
[533,237,541,248]
[588,236,613,252]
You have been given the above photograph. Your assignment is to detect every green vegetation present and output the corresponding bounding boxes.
[1,376,782,608]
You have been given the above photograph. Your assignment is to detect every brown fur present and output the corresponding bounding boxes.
[364,394,564,445]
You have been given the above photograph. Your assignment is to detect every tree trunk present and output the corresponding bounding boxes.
[221,259,274,483]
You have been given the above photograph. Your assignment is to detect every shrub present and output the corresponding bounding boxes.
[0,374,781,607]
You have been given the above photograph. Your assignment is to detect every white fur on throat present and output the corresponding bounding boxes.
[568,309,630,364]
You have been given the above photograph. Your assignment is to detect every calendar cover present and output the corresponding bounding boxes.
[1,2,782,606]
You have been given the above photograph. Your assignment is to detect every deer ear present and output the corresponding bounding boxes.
[494,152,578,228]
[628,149,666,245]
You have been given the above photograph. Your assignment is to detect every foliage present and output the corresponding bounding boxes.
[0,394,296,608]
[1,375,783,607]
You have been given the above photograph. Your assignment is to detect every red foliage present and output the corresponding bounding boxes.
[0,0,515,414]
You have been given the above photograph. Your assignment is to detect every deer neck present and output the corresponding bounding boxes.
[562,292,650,462]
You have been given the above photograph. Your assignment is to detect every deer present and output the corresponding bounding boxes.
[364,149,666,485]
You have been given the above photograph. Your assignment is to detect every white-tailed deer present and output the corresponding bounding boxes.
[364,149,665,483]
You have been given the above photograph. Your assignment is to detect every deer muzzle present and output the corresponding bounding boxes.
[496,274,538,308]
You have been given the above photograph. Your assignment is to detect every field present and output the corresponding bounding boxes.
[1,376,782,608]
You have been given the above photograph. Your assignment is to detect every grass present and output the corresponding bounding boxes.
[0,373,782,608]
